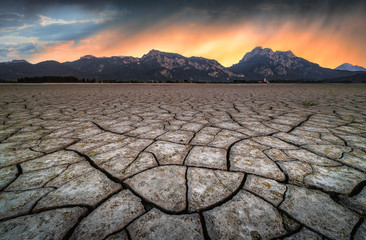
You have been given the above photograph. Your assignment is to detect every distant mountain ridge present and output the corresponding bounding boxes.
[335,63,366,72]
[229,46,353,80]
[0,47,362,82]
[0,50,244,82]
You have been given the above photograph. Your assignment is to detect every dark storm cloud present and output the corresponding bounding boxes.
[1,0,365,37]
[10,1,366,13]
[0,12,25,28]
[2,0,365,24]
[80,1,366,37]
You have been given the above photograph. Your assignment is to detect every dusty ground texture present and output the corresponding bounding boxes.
[0,83,366,240]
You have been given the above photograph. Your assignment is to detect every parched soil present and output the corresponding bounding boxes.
[1,83,366,240]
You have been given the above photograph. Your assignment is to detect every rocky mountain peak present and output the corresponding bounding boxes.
[142,49,184,60]
[240,47,297,63]
[240,46,275,62]
[80,55,97,60]
[144,49,161,57]
[229,46,350,80]
[276,50,296,58]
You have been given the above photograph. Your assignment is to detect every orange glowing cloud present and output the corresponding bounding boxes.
[29,16,366,69]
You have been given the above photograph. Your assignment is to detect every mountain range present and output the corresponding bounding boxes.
[0,47,364,82]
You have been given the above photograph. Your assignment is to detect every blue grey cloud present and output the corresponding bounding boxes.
[18,20,110,41]
[0,42,39,61]
[0,48,11,57]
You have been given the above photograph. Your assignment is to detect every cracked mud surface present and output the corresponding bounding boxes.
[1,83,366,240]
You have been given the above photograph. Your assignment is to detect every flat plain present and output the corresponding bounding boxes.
[1,83,366,240]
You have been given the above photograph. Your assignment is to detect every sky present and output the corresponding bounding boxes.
[0,0,365,68]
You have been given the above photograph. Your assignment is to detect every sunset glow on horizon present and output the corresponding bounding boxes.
[1,0,366,69]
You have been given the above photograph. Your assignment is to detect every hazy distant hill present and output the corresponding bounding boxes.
[322,72,366,83]
[0,60,85,80]
[335,63,366,72]
[229,47,354,81]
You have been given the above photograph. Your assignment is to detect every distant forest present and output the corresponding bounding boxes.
[17,76,98,83]
[0,76,117,83]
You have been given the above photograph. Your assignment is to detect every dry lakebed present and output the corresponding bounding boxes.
[0,83,366,240]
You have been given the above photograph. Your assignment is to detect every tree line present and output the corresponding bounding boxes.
[16,76,98,83]
[0,75,361,83]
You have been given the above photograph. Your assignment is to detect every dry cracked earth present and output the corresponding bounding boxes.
[0,83,366,240]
